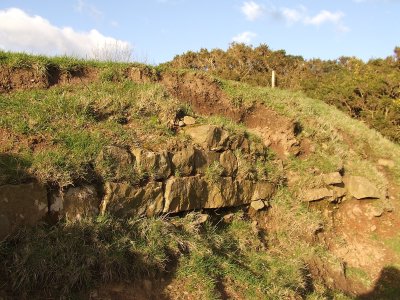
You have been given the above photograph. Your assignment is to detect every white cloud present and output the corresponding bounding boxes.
[269,6,349,32]
[304,10,344,25]
[232,31,257,44]
[281,7,306,24]
[241,1,264,21]
[0,8,132,61]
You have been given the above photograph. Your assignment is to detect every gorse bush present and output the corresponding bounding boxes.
[169,43,400,143]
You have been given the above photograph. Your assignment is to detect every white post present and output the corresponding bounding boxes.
[271,70,276,88]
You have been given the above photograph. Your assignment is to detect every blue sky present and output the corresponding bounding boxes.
[0,0,399,64]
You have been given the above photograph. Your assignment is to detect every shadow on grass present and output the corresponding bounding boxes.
[357,266,400,300]
[0,153,32,185]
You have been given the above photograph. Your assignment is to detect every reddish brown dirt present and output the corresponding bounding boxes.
[160,71,244,122]
[0,67,99,92]
[158,71,301,159]
[0,68,48,92]
[243,105,300,158]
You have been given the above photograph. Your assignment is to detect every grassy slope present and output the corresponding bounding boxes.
[2,52,400,299]
[222,80,400,187]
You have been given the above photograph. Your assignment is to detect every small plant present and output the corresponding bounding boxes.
[204,161,224,183]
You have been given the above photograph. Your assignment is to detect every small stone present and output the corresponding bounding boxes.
[250,200,266,211]
[193,214,209,225]
[183,116,196,125]
[223,213,234,223]
[365,205,384,219]
[302,188,333,202]
[370,225,377,232]
[178,121,185,127]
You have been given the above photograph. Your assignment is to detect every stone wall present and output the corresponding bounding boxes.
[0,124,276,240]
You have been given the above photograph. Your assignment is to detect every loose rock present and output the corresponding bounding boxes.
[302,188,334,202]
[250,200,266,211]
[322,172,343,185]
[183,116,196,125]
[345,176,380,199]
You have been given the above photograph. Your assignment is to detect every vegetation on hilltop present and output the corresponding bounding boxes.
[168,43,400,142]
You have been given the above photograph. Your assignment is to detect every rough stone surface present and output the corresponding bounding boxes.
[252,181,274,201]
[183,116,196,125]
[194,149,220,175]
[322,172,343,185]
[171,146,196,176]
[345,176,380,199]
[163,176,208,213]
[219,150,238,177]
[302,188,334,202]
[50,185,99,221]
[184,125,229,151]
[205,177,239,208]
[229,134,250,153]
[331,187,346,202]
[0,182,47,240]
[132,149,171,180]
[237,179,255,203]
[102,182,164,217]
[250,200,266,211]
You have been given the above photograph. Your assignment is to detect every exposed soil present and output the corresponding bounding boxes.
[160,71,244,122]
[243,105,301,158]
[0,66,98,92]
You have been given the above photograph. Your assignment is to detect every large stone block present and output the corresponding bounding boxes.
[50,185,99,221]
[163,176,208,213]
[184,125,229,151]
[219,150,238,177]
[205,177,239,208]
[171,146,196,176]
[132,148,171,180]
[0,182,47,240]
[101,181,164,217]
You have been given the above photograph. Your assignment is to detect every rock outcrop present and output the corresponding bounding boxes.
[99,125,276,216]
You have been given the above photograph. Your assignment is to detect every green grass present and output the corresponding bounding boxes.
[222,80,400,187]
[0,213,329,299]
[347,267,373,288]
[384,234,400,257]
[0,80,185,186]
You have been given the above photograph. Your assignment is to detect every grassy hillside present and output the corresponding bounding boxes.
[1,52,399,299]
